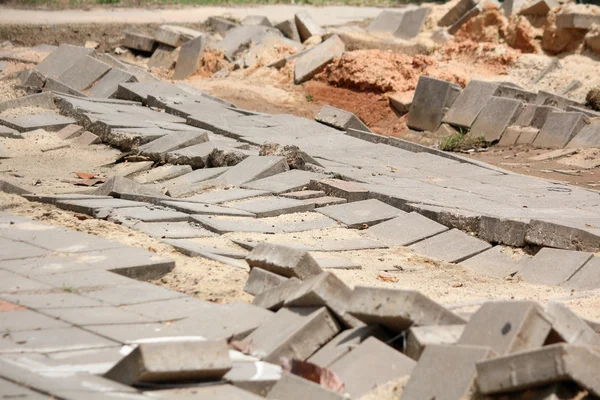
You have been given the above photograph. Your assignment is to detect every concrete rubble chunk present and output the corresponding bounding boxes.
[246,242,323,279]
[213,25,281,61]
[123,32,156,53]
[208,16,239,37]
[409,228,492,263]
[367,10,404,33]
[470,96,524,142]
[443,80,500,129]
[155,24,201,47]
[294,35,344,84]
[309,178,368,202]
[173,34,206,80]
[267,373,344,400]
[347,286,465,332]
[295,11,326,42]
[395,8,430,39]
[0,113,77,133]
[275,19,301,42]
[138,130,209,161]
[546,302,600,347]
[242,15,273,27]
[439,0,479,26]
[366,212,449,246]
[405,325,465,360]
[402,344,495,400]
[458,300,552,355]
[252,277,302,310]
[533,111,588,148]
[148,44,178,70]
[317,199,403,228]
[243,306,340,362]
[34,44,95,79]
[215,155,289,186]
[518,247,593,286]
[56,55,111,91]
[0,179,30,195]
[476,344,600,396]
[556,12,600,30]
[407,76,461,132]
[104,340,232,385]
[520,0,557,15]
[330,337,416,398]
[244,267,289,296]
[460,246,527,278]
[316,105,370,132]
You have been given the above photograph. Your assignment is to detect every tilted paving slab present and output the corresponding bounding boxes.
[438,0,478,26]
[409,229,492,263]
[137,130,209,160]
[494,84,537,103]
[525,218,600,252]
[294,11,326,41]
[93,175,162,198]
[120,296,221,321]
[315,105,370,132]
[244,267,289,296]
[404,324,465,360]
[443,80,500,129]
[281,190,326,200]
[164,238,247,259]
[294,35,344,84]
[329,337,416,398]
[313,255,361,270]
[80,281,186,306]
[128,221,218,239]
[479,215,529,247]
[476,344,600,396]
[160,166,229,195]
[34,44,95,79]
[517,247,593,286]
[407,75,461,132]
[275,18,301,42]
[132,164,192,184]
[303,196,347,208]
[28,268,133,289]
[192,215,279,234]
[458,300,552,355]
[459,246,527,278]
[317,199,404,228]
[164,141,215,169]
[123,32,156,52]
[108,206,190,222]
[155,24,202,47]
[173,35,207,80]
[533,111,588,148]
[0,125,21,138]
[148,43,178,70]
[242,170,325,194]
[347,286,465,332]
[0,113,76,133]
[0,92,55,114]
[162,200,254,217]
[365,212,449,246]
[213,25,281,61]
[566,118,600,148]
[401,344,495,400]
[470,96,524,142]
[214,155,289,186]
[546,302,600,347]
[308,178,369,202]
[229,197,315,217]
[56,55,111,91]
[87,67,136,99]
[246,242,323,279]
[53,198,147,217]
[535,90,584,110]
[394,7,430,39]
[563,256,600,290]
[252,277,302,310]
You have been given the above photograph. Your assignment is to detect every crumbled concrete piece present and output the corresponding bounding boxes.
[56,56,111,91]
[407,76,461,132]
[275,19,301,42]
[244,267,289,296]
[402,344,495,400]
[34,44,95,79]
[0,92,55,113]
[148,44,178,70]
[476,344,600,396]
[267,373,344,400]
[470,97,524,142]
[242,15,273,27]
[243,33,304,68]
[243,170,324,194]
[252,277,302,310]
[295,11,326,42]
[243,307,340,362]
[535,90,583,110]
[409,228,492,263]
[133,165,192,184]
[294,35,344,84]
[439,0,479,26]
[566,118,600,148]
[215,155,289,186]
[173,35,206,80]
[533,112,588,148]
[138,130,209,161]
[518,247,593,286]
[388,91,414,114]
[546,302,600,346]
[232,197,315,218]
[309,178,368,202]
[316,105,370,132]
[563,257,600,291]
[366,212,449,246]
[104,340,231,385]
[70,131,100,147]
[395,8,430,39]
[123,32,156,53]
[405,325,465,360]
[516,126,540,144]
[246,242,323,279]
[520,0,557,15]
[317,199,403,229]
[0,113,76,133]
[329,337,416,398]
[460,246,527,278]
[347,286,465,332]
[155,24,201,47]
[56,124,84,140]
[458,300,552,355]
[443,80,500,129]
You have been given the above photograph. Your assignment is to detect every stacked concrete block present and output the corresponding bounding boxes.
[407,76,461,132]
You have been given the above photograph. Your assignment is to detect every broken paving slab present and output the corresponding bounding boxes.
[395,7,430,39]
[535,90,584,110]
[317,199,403,228]
[173,34,207,80]
[295,11,326,42]
[533,111,588,148]
[164,141,215,169]
[243,33,303,68]
[123,32,156,53]
[405,324,465,360]
[55,56,111,91]
[469,96,524,142]
[161,166,229,196]
[252,277,302,310]
[214,155,289,186]
[308,178,368,202]
[476,343,600,396]
[242,169,325,194]
[365,212,449,246]
[329,337,416,398]
[275,18,301,42]
[108,206,190,223]
[242,306,340,362]
[87,68,137,99]
[93,175,163,198]
[546,302,600,347]
[525,219,600,252]
[458,300,552,355]
[459,246,527,278]
[246,242,323,279]
[439,0,479,26]
[229,197,315,218]
[129,221,218,239]
[148,44,178,70]
[163,238,248,259]
[294,35,344,84]
[162,200,255,217]
[213,25,282,61]
[409,229,492,263]
[443,80,500,129]
[70,131,101,147]
[132,164,192,184]
[407,76,461,132]
[52,198,147,217]
[0,113,76,133]
[0,92,55,113]
[315,105,370,132]
[303,196,347,208]
[347,286,465,332]
[401,344,495,400]
[0,125,21,139]
[180,188,270,204]
[137,130,209,161]
[563,256,600,291]
[517,247,593,286]
[56,124,84,140]
[34,44,95,79]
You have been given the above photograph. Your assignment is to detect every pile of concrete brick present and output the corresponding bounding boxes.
[406,75,600,149]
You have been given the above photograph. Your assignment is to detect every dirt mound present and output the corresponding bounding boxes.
[505,15,541,53]
[454,3,508,43]
[192,49,231,78]
[441,41,520,75]
[314,50,468,93]
[542,6,587,54]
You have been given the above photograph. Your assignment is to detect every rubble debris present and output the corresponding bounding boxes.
[294,35,344,84]
[173,34,206,80]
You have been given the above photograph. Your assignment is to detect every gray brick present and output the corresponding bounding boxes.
[404,324,465,360]
[294,11,325,42]
[443,80,500,129]
[244,267,289,296]
[546,302,600,346]
[470,96,524,142]
[407,76,461,132]
[517,247,593,286]
[294,35,344,84]
[246,242,323,279]
[315,105,370,132]
[409,229,492,263]
[267,373,343,400]
[34,44,94,79]
[173,35,207,80]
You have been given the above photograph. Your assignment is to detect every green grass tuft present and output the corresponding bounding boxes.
[439,131,486,152]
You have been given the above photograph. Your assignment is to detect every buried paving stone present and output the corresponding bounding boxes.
[517,247,593,286]
[401,344,495,400]
[132,164,192,184]
[443,80,500,129]
[173,35,207,80]
[148,44,178,70]
[476,343,600,396]
[317,199,403,228]
[329,337,416,398]
[308,178,368,202]
[192,215,279,234]
[215,156,289,186]
[312,255,362,270]
[294,11,326,42]
[246,242,323,279]
[242,306,340,362]
[0,125,21,138]
[230,197,315,217]
[294,35,344,84]
[458,300,552,355]
[252,277,302,310]
[365,212,449,246]
[130,221,217,239]
[108,206,190,222]
[469,96,524,142]
[162,200,255,217]
[242,170,324,194]
[347,286,465,332]
[155,384,264,399]
[533,111,588,148]
[0,179,29,195]
[409,229,492,263]
[267,373,344,400]
[0,92,55,113]
[405,324,465,360]
[407,76,461,132]
[137,130,209,161]
[546,302,600,346]
[315,105,370,132]
[566,118,600,148]
[104,340,232,385]
[244,267,289,296]
[53,198,147,216]
[0,113,76,133]
[55,56,111,91]
[459,246,527,278]
[163,239,247,259]
[439,0,478,26]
